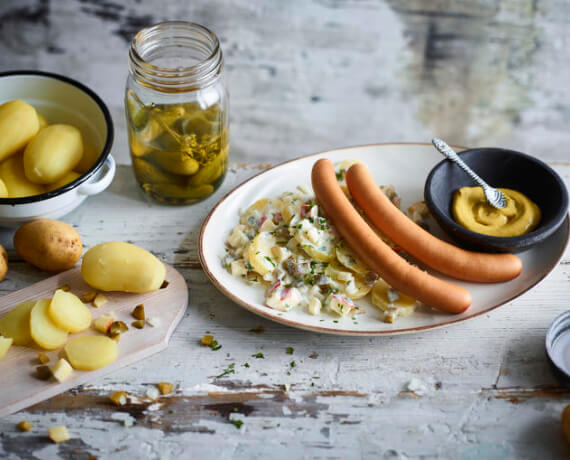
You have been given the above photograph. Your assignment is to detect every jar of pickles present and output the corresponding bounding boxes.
[125,21,228,204]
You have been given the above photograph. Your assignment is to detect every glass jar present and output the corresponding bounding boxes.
[125,21,229,204]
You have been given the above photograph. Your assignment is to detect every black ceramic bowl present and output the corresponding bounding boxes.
[424,148,569,252]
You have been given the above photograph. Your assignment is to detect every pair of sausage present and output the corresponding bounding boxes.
[311,159,522,314]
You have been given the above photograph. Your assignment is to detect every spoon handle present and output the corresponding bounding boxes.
[431,138,489,189]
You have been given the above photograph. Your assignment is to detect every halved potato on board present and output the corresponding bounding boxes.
[65,335,117,370]
[48,290,92,333]
[30,299,68,350]
[0,300,35,345]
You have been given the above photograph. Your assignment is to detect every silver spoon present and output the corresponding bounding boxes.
[431,138,507,209]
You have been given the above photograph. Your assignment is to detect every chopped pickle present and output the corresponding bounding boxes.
[48,425,70,443]
[17,420,33,432]
[131,320,145,329]
[201,335,214,346]
[110,391,128,406]
[58,284,71,292]
[81,291,97,303]
[93,293,108,308]
[125,93,228,205]
[132,304,145,320]
[157,382,173,395]
[36,365,51,380]
[38,352,50,364]
[108,321,128,337]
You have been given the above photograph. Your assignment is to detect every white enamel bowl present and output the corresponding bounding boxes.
[0,71,115,226]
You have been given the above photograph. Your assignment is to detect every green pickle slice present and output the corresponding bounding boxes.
[127,99,228,204]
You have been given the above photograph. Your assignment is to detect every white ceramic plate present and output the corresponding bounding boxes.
[199,143,569,335]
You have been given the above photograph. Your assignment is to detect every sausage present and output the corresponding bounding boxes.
[311,158,471,314]
[345,163,523,283]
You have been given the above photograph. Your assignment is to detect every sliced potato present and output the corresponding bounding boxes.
[0,300,35,345]
[0,335,13,360]
[371,279,416,312]
[335,240,369,274]
[345,274,373,300]
[48,290,92,333]
[30,298,68,350]
[245,232,278,276]
[64,335,118,370]
[295,220,337,263]
[240,198,283,227]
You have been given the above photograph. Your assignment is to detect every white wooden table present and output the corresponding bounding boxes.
[0,160,568,459]
[2,0,570,458]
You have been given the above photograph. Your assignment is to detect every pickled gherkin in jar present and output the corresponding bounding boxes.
[126,90,229,204]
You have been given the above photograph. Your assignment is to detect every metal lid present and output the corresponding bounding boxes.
[545,311,570,384]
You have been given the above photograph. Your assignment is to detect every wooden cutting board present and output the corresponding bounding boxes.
[0,264,188,417]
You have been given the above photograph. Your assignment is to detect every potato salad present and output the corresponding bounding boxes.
[223,161,425,323]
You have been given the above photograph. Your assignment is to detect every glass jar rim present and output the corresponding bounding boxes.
[128,21,223,93]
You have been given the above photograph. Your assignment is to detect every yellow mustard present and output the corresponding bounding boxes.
[452,186,541,237]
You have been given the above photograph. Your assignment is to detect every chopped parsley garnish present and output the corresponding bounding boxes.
[264,256,276,267]
[290,361,296,368]
[216,363,235,378]
[230,419,244,429]
[252,352,265,359]
[245,261,253,270]
[243,362,250,368]
[210,340,222,351]
[286,347,294,355]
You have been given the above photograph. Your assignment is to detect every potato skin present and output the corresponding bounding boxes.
[81,241,165,293]
[14,219,82,272]
[0,244,7,281]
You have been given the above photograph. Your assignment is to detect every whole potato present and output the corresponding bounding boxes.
[0,155,46,198]
[37,113,48,130]
[82,241,165,293]
[47,171,81,192]
[14,219,82,272]
[0,100,40,162]
[0,178,8,198]
[23,124,83,184]
[75,144,100,174]
[0,244,7,281]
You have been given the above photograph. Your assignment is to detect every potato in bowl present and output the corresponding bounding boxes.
[0,71,116,226]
